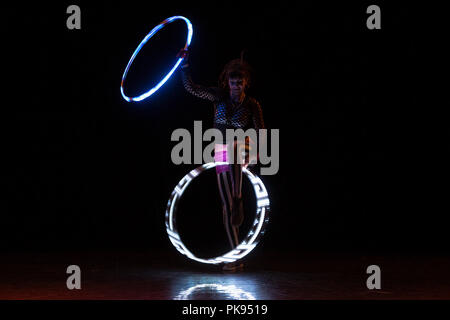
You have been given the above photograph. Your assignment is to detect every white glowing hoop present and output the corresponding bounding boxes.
[165,162,270,264]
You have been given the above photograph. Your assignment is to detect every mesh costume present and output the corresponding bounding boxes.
[181,67,265,140]
[180,66,265,250]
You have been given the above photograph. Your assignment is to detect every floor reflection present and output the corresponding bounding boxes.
[174,283,255,300]
[172,275,262,300]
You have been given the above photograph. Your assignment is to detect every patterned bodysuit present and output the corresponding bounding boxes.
[180,66,266,249]
[181,67,265,141]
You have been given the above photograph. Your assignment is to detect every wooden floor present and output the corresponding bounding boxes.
[1,250,449,300]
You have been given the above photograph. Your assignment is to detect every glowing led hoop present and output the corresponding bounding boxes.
[165,162,270,265]
[121,16,193,102]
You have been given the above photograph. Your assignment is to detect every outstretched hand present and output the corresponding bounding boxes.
[235,137,258,171]
[176,49,189,59]
[176,49,189,68]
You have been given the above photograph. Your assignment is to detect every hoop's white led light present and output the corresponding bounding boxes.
[121,16,193,102]
[165,162,270,264]
[174,283,256,300]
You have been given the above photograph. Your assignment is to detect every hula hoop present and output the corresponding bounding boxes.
[165,162,270,265]
[120,16,193,102]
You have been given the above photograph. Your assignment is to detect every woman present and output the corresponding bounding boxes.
[178,49,265,271]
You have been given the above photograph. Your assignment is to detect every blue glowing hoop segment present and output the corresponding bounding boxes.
[165,162,270,265]
[120,16,193,102]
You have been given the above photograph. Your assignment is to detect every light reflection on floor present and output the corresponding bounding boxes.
[174,283,256,300]
[170,272,269,299]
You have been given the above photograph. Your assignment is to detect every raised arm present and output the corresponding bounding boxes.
[180,66,221,102]
[178,49,222,102]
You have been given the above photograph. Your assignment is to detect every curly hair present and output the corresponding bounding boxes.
[218,51,252,90]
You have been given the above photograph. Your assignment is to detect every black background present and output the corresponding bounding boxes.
[1,1,447,256]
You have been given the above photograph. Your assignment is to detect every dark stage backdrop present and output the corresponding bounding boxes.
[1,2,447,255]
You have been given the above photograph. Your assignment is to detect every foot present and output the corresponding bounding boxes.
[222,262,244,272]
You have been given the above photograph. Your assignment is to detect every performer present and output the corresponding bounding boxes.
[177,49,265,272]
